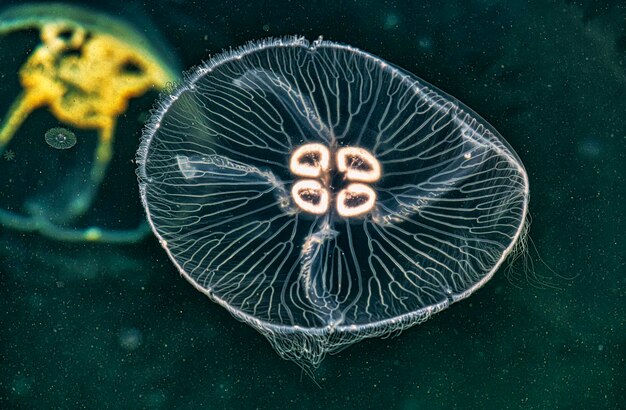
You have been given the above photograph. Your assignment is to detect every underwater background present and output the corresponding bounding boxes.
[0,0,623,408]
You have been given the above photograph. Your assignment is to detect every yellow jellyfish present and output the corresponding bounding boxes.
[0,3,178,243]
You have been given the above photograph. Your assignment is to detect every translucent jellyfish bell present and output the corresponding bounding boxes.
[137,36,529,370]
[45,127,77,150]
[0,3,178,243]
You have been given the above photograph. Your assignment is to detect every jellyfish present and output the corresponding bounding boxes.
[45,127,77,150]
[0,3,178,243]
[137,36,529,371]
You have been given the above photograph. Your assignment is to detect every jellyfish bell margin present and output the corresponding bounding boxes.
[137,36,530,372]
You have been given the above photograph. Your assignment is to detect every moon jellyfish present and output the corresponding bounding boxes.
[137,37,529,370]
[45,127,77,150]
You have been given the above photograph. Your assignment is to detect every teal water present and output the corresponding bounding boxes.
[0,0,624,408]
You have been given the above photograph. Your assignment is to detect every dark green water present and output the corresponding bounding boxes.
[0,0,624,408]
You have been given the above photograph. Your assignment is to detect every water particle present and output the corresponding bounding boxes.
[417,36,433,50]
[577,137,603,159]
[383,13,399,30]
[118,327,143,351]
[3,149,15,160]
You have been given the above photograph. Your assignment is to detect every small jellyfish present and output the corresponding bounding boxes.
[44,127,77,150]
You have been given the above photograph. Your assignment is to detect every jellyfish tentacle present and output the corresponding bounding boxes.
[0,92,43,153]
[91,121,116,182]
[299,219,342,326]
[52,122,117,220]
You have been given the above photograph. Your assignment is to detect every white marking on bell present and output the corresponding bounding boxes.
[336,183,377,217]
[290,143,330,178]
[291,179,330,214]
[336,146,381,183]
[176,155,199,179]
